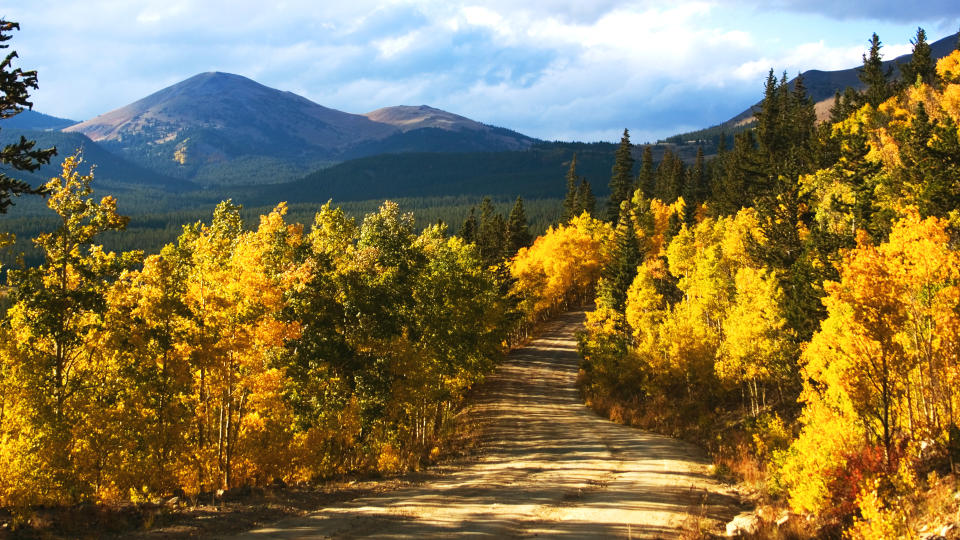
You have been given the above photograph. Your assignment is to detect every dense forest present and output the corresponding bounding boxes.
[575,31,960,537]
[0,146,617,513]
[0,194,566,271]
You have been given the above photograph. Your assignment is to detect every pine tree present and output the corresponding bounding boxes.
[0,20,56,213]
[638,145,655,197]
[755,70,782,156]
[859,33,894,108]
[477,197,505,266]
[786,72,817,178]
[829,87,861,123]
[682,147,706,221]
[712,131,763,216]
[654,149,672,201]
[897,102,960,217]
[671,150,686,201]
[562,153,579,222]
[607,129,635,223]
[654,148,685,202]
[505,196,532,256]
[459,206,477,242]
[900,27,934,88]
[598,199,641,315]
[575,178,596,218]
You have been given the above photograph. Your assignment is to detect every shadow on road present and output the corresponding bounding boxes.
[233,310,740,539]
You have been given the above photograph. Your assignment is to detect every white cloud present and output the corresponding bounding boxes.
[374,31,420,58]
[461,6,503,28]
[3,0,950,141]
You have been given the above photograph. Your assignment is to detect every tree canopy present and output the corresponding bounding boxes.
[0,20,56,213]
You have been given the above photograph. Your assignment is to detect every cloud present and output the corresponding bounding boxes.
[745,0,960,24]
[3,1,954,142]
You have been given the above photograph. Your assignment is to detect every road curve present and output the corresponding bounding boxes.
[233,310,739,539]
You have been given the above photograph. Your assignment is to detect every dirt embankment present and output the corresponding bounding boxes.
[231,310,740,539]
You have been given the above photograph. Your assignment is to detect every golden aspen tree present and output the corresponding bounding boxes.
[175,202,304,491]
[717,267,793,415]
[225,203,305,486]
[1,153,139,504]
[100,245,195,497]
[177,200,243,492]
[510,213,612,324]
[779,211,960,522]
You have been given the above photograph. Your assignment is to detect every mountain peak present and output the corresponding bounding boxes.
[64,70,396,141]
[176,71,262,91]
[58,72,536,185]
[364,104,485,132]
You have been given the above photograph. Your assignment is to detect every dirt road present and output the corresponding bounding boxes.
[234,310,739,539]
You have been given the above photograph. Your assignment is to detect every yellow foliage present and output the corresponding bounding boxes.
[377,443,404,473]
[777,398,864,515]
[935,50,960,84]
[645,197,683,258]
[624,263,663,346]
[654,301,719,382]
[941,84,960,124]
[717,267,792,403]
[780,210,960,523]
[848,486,902,540]
[510,213,612,322]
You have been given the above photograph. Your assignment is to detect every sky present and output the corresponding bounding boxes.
[5,1,960,143]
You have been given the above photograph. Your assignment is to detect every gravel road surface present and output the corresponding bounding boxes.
[232,310,739,539]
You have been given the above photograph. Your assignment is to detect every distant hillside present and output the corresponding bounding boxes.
[340,126,538,160]
[0,129,196,192]
[367,104,482,131]
[1,109,77,130]
[62,72,538,186]
[246,143,617,207]
[364,105,534,151]
[666,30,959,145]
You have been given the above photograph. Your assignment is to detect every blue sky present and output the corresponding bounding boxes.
[6,1,960,143]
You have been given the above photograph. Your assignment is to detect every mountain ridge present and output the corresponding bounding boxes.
[0,109,77,131]
[62,72,536,185]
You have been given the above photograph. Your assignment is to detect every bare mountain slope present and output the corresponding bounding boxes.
[365,104,485,132]
[63,72,400,184]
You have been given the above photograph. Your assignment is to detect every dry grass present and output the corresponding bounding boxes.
[678,488,716,539]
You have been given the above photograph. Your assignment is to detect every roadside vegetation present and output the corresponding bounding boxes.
[577,31,960,538]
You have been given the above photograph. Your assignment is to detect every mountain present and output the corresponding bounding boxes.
[358,105,536,154]
[63,72,537,186]
[366,105,487,132]
[63,72,396,185]
[666,30,960,145]
[0,109,77,130]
